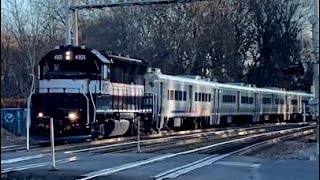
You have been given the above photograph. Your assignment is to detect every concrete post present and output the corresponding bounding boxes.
[137,116,141,153]
[50,118,57,170]
[303,103,306,122]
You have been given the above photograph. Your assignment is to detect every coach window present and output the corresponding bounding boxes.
[223,95,236,103]
[241,96,254,104]
[198,93,201,101]
[249,97,253,104]
[178,91,182,101]
[209,94,211,102]
[183,91,187,101]
[280,99,284,104]
[291,100,298,105]
[275,98,284,105]
[195,93,198,101]
[241,96,247,104]
[232,96,236,102]
[262,97,272,104]
[170,90,174,100]
[175,91,179,100]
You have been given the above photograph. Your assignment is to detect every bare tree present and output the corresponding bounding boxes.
[1,0,312,99]
[1,0,64,98]
[245,0,311,88]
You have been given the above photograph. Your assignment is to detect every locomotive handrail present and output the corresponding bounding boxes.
[110,83,114,109]
[153,93,158,125]
[89,88,97,123]
[37,87,82,93]
[82,91,90,126]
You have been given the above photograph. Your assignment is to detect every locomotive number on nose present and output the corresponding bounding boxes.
[75,54,86,60]
[54,54,63,60]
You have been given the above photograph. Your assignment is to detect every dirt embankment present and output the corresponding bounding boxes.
[248,134,317,160]
[1,127,25,147]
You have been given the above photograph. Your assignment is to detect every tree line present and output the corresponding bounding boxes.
[1,0,314,99]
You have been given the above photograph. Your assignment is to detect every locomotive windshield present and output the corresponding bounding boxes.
[39,60,101,80]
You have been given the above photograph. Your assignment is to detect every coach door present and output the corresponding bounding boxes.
[237,91,240,112]
[188,85,193,113]
[159,82,164,115]
[253,92,260,122]
[215,89,221,125]
[213,89,216,114]
[212,89,217,125]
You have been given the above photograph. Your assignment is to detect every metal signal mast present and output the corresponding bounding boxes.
[64,0,211,46]
[309,0,319,157]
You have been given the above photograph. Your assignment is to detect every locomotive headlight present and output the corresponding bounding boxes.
[68,112,78,121]
[65,51,72,61]
[38,112,44,118]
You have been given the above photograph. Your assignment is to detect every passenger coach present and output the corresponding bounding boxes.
[144,68,313,131]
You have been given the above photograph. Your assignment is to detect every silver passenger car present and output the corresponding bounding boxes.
[145,68,313,130]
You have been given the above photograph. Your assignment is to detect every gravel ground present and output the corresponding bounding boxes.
[1,127,25,147]
[247,134,318,160]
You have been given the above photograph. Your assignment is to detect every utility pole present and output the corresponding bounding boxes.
[309,0,319,157]
[71,0,79,46]
[65,0,71,45]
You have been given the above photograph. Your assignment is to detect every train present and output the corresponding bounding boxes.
[29,45,314,139]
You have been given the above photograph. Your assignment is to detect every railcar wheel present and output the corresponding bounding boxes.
[99,123,106,138]
[90,123,99,140]
[128,120,137,136]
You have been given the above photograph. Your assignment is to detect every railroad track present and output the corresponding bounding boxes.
[75,124,316,180]
[107,123,315,154]
[1,122,313,154]
[1,123,274,153]
[63,122,312,154]
[1,122,315,180]
[149,127,316,180]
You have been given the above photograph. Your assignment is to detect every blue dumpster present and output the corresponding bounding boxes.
[1,108,27,136]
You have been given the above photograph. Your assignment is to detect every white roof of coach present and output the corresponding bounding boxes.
[257,87,287,94]
[147,71,311,96]
[286,91,311,96]
[150,73,217,87]
[150,72,257,91]
[216,83,257,91]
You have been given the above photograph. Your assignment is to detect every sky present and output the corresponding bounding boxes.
[1,0,318,40]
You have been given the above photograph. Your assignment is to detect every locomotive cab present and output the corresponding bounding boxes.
[30,45,111,138]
